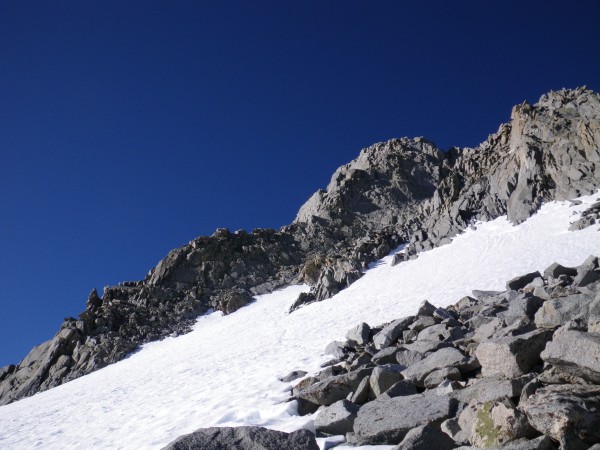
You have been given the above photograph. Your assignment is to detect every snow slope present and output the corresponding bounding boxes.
[1,193,600,450]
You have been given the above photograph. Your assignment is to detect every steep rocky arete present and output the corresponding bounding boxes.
[1,87,599,406]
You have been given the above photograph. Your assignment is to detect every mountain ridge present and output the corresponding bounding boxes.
[1,86,599,406]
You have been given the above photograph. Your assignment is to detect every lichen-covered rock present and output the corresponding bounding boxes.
[459,398,533,449]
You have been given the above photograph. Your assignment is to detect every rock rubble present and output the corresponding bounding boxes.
[287,257,600,449]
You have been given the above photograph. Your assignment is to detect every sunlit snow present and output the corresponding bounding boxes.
[1,193,600,449]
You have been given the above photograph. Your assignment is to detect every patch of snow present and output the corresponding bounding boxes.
[1,192,600,449]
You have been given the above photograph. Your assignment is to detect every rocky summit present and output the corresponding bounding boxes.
[1,87,600,408]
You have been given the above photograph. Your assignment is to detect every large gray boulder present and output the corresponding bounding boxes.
[475,329,553,378]
[353,392,456,445]
[391,422,458,450]
[534,293,595,329]
[521,384,600,449]
[458,398,534,449]
[540,329,600,383]
[373,317,415,349]
[314,399,359,436]
[295,368,372,406]
[450,374,535,404]
[161,426,319,450]
[369,365,404,398]
[401,347,471,386]
[506,272,542,291]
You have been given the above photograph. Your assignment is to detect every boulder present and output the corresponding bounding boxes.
[295,368,372,406]
[459,398,533,449]
[475,329,553,378]
[369,365,404,398]
[372,347,401,365]
[401,347,470,386]
[349,376,370,404]
[521,384,600,449]
[417,300,438,316]
[373,317,415,350]
[395,349,426,366]
[424,367,461,389]
[540,329,600,383]
[353,392,456,445]
[490,436,556,450]
[378,380,417,399]
[281,370,307,382]
[161,426,320,450]
[543,262,577,279]
[506,272,542,291]
[346,322,371,346]
[314,399,359,436]
[391,422,457,450]
[534,293,594,329]
[450,374,535,404]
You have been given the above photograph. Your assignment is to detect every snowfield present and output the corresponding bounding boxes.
[2,193,600,450]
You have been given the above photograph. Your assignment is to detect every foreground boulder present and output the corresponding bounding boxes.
[352,392,456,445]
[540,329,600,383]
[475,329,553,378]
[161,426,319,450]
[520,384,600,449]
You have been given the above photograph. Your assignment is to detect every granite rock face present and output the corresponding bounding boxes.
[2,87,600,406]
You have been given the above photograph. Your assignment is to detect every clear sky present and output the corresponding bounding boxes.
[1,1,599,367]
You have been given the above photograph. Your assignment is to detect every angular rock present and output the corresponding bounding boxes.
[315,399,359,436]
[372,347,401,365]
[417,300,437,317]
[161,426,320,450]
[543,262,577,279]
[281,370,307,382]
[346,322,371,346]
[401,347,470,386]
[490,436,556,450]
[540,329,600,383]
[521,384,600,449]
[349,376,370,405]
[475,329,553,378]
[353,392,456,445]
[450,374,536,404]
[506,272,542,291]
[424,367,461,389]
[395,348,426,366]
[379,379,417,399]
[534,293,594,328]
[295,368,372,406]
[392,422,457,450]
[369,365,404,398]
[459,398,533,449]
[573,268,600,287]
[373,317,415,350]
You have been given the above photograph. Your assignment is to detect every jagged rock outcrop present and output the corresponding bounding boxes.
[1,87,599,406]
[290,256,600,448]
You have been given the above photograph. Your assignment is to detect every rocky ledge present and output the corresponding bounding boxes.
[278,256,600,449]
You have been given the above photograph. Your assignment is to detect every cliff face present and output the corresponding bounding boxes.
[1,87,599,406]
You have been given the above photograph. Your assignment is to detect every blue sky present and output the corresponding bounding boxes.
[1,1,599,367]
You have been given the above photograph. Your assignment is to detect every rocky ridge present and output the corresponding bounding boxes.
[1,87,599,406]
[277,256,600,449]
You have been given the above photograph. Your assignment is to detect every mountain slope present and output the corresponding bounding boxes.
[0,193,599,449]
[1,87,599,406]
